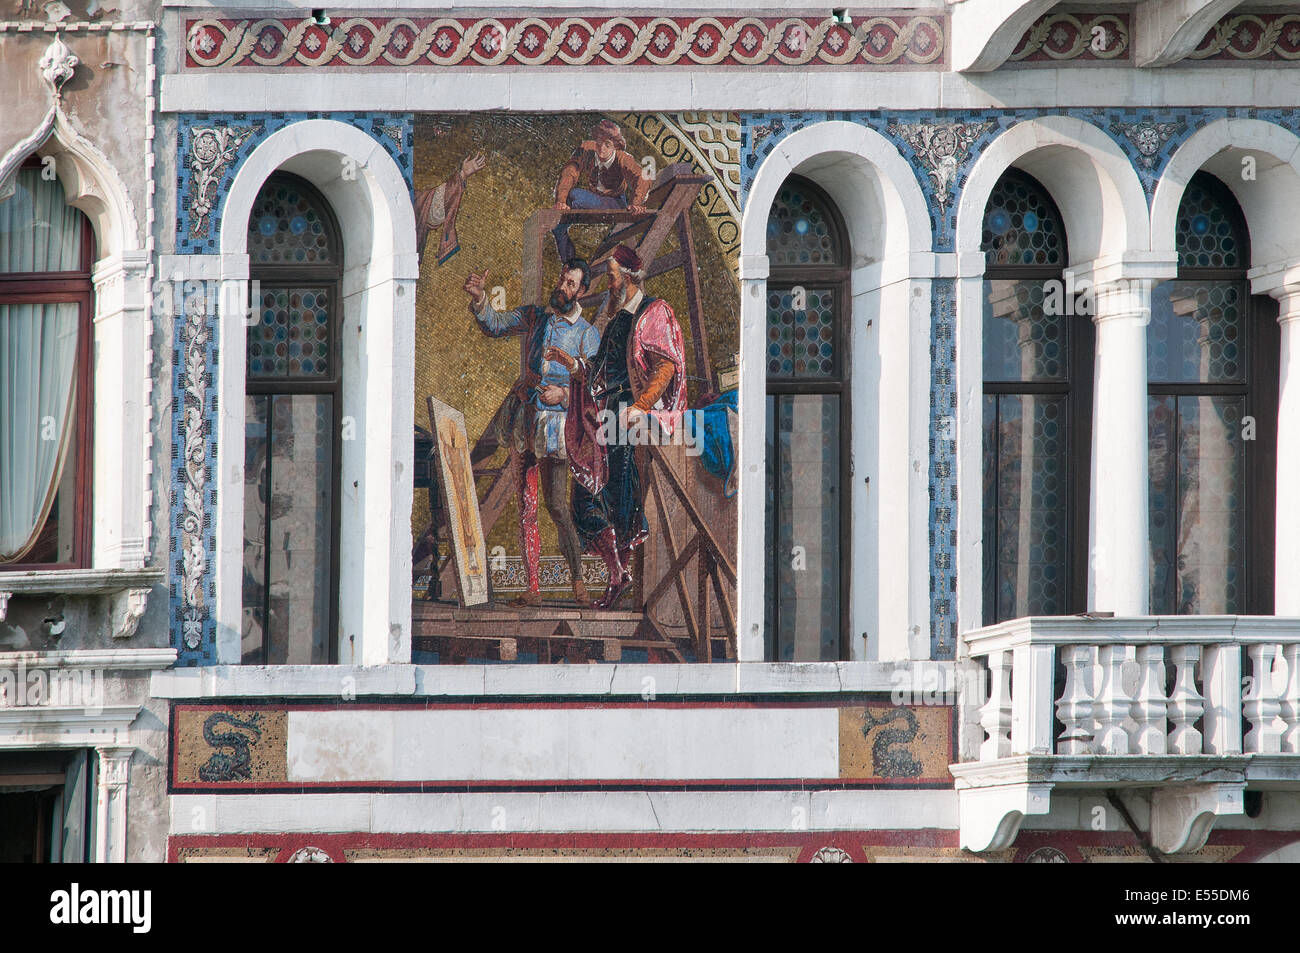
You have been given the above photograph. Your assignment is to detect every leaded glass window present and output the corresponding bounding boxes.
[1148,172,1276,615]
[982,170,1090,624]
[764,176,850,661]
[766,182,841,268]
[242,173,341,664]
[0,165,94,569]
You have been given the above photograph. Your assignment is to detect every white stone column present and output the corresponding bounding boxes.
[91,250,153,569]
[737,254,769,661]
[1087,277,1153,616]
[1273,285,1300,614]
[94,746,133,863]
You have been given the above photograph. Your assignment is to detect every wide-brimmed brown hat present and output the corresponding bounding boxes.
[593,119,627,150]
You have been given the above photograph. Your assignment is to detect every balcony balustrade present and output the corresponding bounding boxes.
[950,616,1300,854]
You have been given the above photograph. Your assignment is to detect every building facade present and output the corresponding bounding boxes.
[3,0,1300,862]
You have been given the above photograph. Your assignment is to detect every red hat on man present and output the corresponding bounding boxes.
[611,244,643,275]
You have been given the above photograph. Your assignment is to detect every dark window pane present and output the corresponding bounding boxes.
[1149,395,1244,614]
[1176,175,1246,270]
[247,180,337,266]
[766,286,837,380]
[242,395,269,664]
[766,185,839,267]
[766,395,841,661]
[983,394,1069,623]
[982,279,1067,382]
[242,394,333,664]
[1148,281,1245,384]
[981,171,1066,268]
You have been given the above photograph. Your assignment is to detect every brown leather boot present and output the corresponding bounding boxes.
[572,578,591,606]
[510,590,542,608]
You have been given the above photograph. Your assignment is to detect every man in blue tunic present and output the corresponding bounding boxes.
[464,259,600,606]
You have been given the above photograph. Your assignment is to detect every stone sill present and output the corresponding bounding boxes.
[0,567,164,597]
[0,648,177,670]
[950,754,1300,789]
[151,659,958,699]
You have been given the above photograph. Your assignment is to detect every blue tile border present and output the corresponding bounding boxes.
[176,112,413,256]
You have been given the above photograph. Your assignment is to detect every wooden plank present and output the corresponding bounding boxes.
[697,547,712,662]
[645,465,699,648]
[648,447,737,585]
[642,532,700,613]
[710,560,737,646]
[676,214,716,397]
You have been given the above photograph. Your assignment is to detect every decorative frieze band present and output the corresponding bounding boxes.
[1009,12,1129,63]
[184,14,945,69]
[1188,13,1300,62]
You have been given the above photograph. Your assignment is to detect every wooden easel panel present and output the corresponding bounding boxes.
[428,396,491,607]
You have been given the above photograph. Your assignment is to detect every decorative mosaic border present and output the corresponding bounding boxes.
[928,279,957,660]
[169,286,219,666]
[183,15,945,69]
[1008,12,1129,63]
[176,111,413,255]
[1189,13,1300,61]
[741,107,1300,659]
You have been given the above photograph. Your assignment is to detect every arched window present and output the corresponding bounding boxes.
[981,170,1092,624]
[242,173,342,663]
[1148,172,1277,614]
[763,176,850,660]
[0,165,94,569]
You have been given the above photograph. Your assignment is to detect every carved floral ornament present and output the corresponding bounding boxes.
[38,36,80,95]
[886,120,995,214]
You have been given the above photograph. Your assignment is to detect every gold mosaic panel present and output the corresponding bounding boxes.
[173,707,288,785]
[837,706,953,781]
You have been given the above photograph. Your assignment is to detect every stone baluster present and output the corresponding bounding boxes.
[1202,644,1243,755]
[1167,644,1205,754]
[1056,644,1097,754]
[1011,643,1056,755]
[1094,644,1136,754]
[1282,643,1300,754]
[1132,644,1168,754]
[979,650,1013,761]
[1244,644,1286,754]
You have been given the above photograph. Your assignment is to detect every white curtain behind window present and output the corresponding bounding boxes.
[0,168,84,563]
[0,303,79,562]
[0,168,84,273]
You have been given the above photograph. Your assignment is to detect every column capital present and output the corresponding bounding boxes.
[1248,258,1300,319]
[1089,277,1156,326]
[1067,252,1178,291]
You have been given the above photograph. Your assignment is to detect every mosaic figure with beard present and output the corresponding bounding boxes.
[464,260,600,605]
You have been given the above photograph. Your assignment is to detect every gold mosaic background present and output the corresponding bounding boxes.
[411,112,741,553]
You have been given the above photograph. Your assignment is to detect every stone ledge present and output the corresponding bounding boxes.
[152,660,959,699]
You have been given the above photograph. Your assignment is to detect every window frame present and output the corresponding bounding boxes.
[980,169,1093,624]
[0,162,96,571]
[242,172,344,664]
[1148,171,1278,615]
[763,174,853,661]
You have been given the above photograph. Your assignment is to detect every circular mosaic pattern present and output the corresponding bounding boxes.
[247,181,336,265]
[982,172,1065,268]
[767,184,840,266]
[247,287,331,378]
[1176,175,1246,270]
[766,288,836,378]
